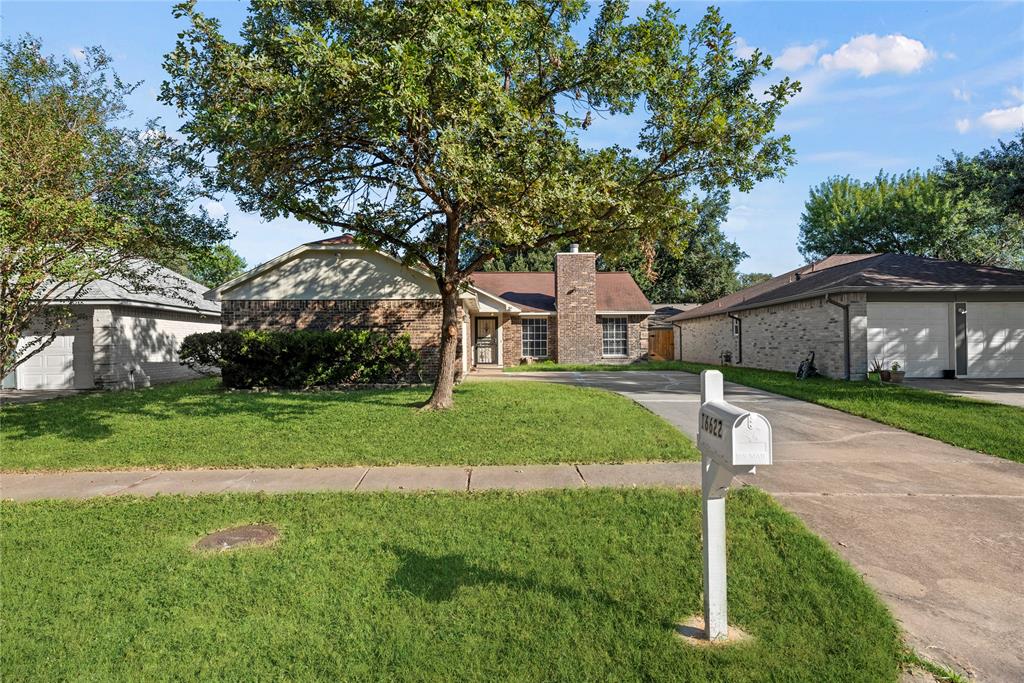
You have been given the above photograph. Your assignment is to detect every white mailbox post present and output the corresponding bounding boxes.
[697,370,772,641]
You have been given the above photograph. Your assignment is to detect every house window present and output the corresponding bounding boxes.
[521,318,549,358]
[732,317,741,336]
[602,317,628,357]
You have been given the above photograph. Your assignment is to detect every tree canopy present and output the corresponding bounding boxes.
[164,243,248,288]
[798,131,1024,268]
[0,37,230,377]
[163,0,799,407]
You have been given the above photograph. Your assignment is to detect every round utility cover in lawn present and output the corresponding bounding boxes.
[194,524,279,552]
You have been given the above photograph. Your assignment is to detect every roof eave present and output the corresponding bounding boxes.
[672,284,1024,321]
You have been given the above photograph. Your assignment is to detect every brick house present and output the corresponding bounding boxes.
[669,253,1024,380]
[208,237,653,376]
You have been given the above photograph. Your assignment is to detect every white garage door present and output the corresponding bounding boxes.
[867,302,949,378]
[967,302,1024,378]
[16,334,77,390]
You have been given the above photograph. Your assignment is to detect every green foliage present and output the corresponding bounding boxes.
[733,271,773,290]
[0,36,230,376]
[162,0,799,405]
[799,132,1024,267]
[483,221,748,304]
[179,330,421,389]
[0,379,695,469]
[171,243,248,288]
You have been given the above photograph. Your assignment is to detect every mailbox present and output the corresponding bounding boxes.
[695,370,774,642]
[698,401,772,467]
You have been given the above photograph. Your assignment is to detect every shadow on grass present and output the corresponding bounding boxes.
[385,545,616,609]
[0,379,429,443]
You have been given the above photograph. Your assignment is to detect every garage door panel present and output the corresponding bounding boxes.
[966,302,1024,378]
[867,303,950,378]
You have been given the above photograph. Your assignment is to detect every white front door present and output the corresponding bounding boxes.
[17,334,77,389]
[867,302,950,378]
[966,302,1024,378]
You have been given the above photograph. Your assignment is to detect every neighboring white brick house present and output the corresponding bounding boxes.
[670,254,1024,380]
[4,263,220,391]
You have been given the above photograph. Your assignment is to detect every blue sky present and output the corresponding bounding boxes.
[3,1,1022,276]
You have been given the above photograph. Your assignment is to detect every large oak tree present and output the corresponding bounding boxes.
[163,0,798,408]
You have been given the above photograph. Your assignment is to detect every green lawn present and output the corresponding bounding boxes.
[505,359,687,372]
[0,378,697,471]
[675,361,1024,463]
[0,488,904,681]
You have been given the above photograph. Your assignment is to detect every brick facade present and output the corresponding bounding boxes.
[222,299,443,376]
[500,315,560,366]
[554,251,600,364]
[677,293,867,379]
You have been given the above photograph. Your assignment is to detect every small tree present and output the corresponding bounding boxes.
[166,243,248,288]
[163,0,798,408]
[0,37,230,378]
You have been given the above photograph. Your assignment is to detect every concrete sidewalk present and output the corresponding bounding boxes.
[0,462,701,502]
[5,370,1023,679]
[493,370,1024,682]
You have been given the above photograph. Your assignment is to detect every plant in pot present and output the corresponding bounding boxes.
[889,361,905,384]
[869,358,888,383]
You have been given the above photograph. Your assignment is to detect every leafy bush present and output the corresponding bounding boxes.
[179,330,421,389]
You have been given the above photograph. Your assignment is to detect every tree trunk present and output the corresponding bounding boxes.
[423,283,461,410]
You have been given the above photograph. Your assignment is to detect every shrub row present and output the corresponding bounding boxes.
[179,330,421,389]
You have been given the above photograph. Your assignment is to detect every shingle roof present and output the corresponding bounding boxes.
[48,260,220,315]
[468,271,652,313]
[671,253,1024,321]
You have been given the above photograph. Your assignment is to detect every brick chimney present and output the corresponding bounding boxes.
[555,244,599,363]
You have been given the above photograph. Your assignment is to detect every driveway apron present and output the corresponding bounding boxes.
[504,370,1024,682]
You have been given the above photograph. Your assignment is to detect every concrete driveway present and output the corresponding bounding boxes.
[903,378,1024,408]
[502,370,1024,681]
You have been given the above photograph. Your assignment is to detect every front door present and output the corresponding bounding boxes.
[475,317,498,365]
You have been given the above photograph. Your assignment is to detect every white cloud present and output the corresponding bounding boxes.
[955,118,972,134]
[978,105,1024,132]
[951,86,971,103]
[734,37,757,60]
[1008,85,1024,102]
[69,46,86,62]
[819,34,934,77]
[774,41,825,72]
[200,199,228,219]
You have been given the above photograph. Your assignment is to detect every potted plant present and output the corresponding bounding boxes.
[869,358,888,383]
[889,361,905,384]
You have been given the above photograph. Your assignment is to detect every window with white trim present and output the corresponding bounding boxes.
[602,317,628,357]
[521,318,549,358]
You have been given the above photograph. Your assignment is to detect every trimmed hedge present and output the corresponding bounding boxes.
[179,330,421,389]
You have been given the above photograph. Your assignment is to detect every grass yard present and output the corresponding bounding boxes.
[504,359,687,372]
[0,488,904,681]
[675,361,1024,463]
[0,378,697,471]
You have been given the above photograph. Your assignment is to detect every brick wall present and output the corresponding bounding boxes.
[595,314,649,364]
[501,315,558,366]
[554,251,600,363]
[222,299,443,377]
[677,293,867,379]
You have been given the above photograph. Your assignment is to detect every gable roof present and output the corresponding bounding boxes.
[48,260,220,315]
[671,253,1024,322]
[207,237,522,312]
[468,271,652,313]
